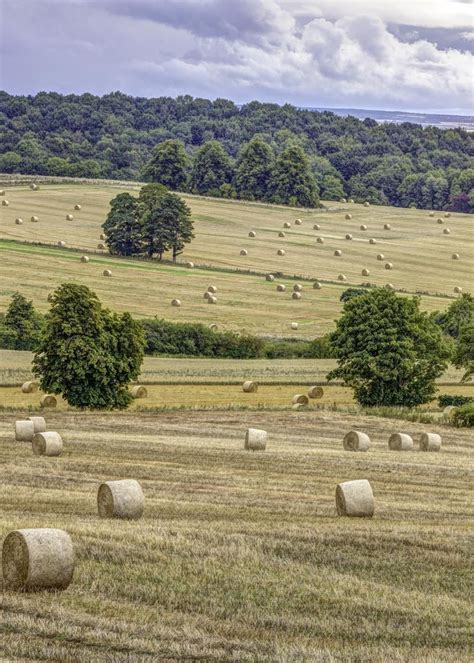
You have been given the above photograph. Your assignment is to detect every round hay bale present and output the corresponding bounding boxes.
[377,253,385,261]
[74,204,82,210]
[429,212,434,217]
[360,224,367,231]
[131,385,147,399]
[100,233,106,240]
[385,262,393,270]
[66,214,74,221]
[443,228,450,235]
[384,223,391,230]
[343,430,370,452]
[334,249,342,256]
[385,283,395,290]
[278,231,286,238]
[80,255,89,263]
[30,215,39,222]
[419,432,441,452]
[208,286,217,294]
[103,269,112,277]
[437,218,444,224]
[292,394,309,405]
[313,281,322,290]
[171,299,181,307]
[27,416,46,433]
[15,420,35,442]
[388,433,414,451]
[443,405,457,418]
[348,198,354,203]
[97,242,106,250]
[295,218,302,225]
[266,274,275,282]
[361,268,370,276]
[292,292,302,300]
[277,249,286,256]
[316,237,324,244]
[369,238,377,245]
[244,428,267,451]
[345,213,352,220]
[240,249,248,256]
[97,479,144,519]
[2,200,9,206]
[445,212,451,218]
[313,223,320,230]
[454,286,462,294]
[452,253,460,260]
[15,218,23,225]
[57,241,66,248]
[248,231,256,238]
[293,284,303,292]
[30,183,39,190]
[308,386,324,399]
[292,403,307,411]
[243,381,258,393]
[340,198,347,203]
[2,528,74,591]
[345,233,353,240]
[185,261,194,268]
[209,323,218,331]
[283,222,291,229]
[32,432,63,457]
[291,322,298,330]
[0,190,4,195]
[204,291,211,300]
[338,274,347,281]
[40,394,57,408]
[21,381,38,394]
[208,295,217,304]
[276,284,286,292]
[364,201,370,207]
[336,480,374,518]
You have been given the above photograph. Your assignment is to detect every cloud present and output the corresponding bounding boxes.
[0,0,472,113]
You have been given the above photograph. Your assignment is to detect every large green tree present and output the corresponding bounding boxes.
[454,321,474,382]
[190,140,234,196]
[33,284,144,409]
[3,292,43,350]
[235,137,274,201]
[268,144,319,207]
[142,139,189,190]
[102,192,143,256]
[433,294,474,339]
[328,289,450,406]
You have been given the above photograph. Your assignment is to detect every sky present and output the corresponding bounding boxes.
[0,0,473,114]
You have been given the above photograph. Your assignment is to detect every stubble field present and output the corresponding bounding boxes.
[1,409,473,662]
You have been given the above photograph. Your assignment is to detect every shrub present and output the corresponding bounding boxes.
[453,402,474,427]
[438,394,474,408]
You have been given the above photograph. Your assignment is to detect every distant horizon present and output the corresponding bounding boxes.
[1,88,473,121]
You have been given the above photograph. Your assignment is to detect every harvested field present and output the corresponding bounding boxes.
[0,409,472,662]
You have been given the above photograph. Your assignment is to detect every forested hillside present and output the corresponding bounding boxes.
[1,91,473,210]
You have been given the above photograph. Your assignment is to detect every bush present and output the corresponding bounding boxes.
[438,394,474,408]
[453,402,474,427]
[142,319,264,359]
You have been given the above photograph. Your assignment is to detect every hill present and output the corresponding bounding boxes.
[0,181,472,338]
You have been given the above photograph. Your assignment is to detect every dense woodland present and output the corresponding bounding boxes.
[1,91,473,210]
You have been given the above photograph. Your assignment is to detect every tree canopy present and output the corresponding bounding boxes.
[328,289,450,406]
[33,283,144,409]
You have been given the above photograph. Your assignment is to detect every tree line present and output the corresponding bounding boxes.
[1,91,473,211]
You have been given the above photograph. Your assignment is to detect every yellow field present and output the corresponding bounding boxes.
[0,183,472,337]
[1,409,472,661]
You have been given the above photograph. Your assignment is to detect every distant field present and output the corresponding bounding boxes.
[0,183,472,337]
[0,349,468,387]
[1,410,472,661]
